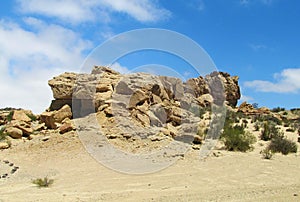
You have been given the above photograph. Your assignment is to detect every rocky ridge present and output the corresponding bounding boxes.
[1,66,299,152]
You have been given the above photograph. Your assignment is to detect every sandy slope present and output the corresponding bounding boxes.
[0,127,300,202]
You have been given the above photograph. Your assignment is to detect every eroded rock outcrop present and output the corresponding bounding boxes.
[46,66,241,145]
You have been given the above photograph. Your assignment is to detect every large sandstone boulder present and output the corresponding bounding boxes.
[5,127,23,139]
[12,110,32,122]
[40,105,72,129]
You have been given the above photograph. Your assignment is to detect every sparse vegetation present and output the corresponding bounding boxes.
[7,111,14,122]
[261,148,274,159]
[221,120,256,152]
[254,122,260,131]
[260,121,283,141]
[26,113,37,121]
[267,136,297,155]
[271,107,285,113]
[0,127,7,141]
[32,177,54,188]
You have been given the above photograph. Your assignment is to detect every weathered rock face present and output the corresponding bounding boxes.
[47,66,241,145]
[48,72,77,100]
[185,72,240,107]
[48,66,121,116]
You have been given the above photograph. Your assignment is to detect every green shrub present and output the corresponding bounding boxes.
[26,113,37,121]
[267,136,297,155]
[7,111,14,122]
[260,121,283,141]
[254,122,260,131]
[271,107,285,113]
[261,148,274,159]
[32,177,54,188]
[221,122,256,152]
[0,127,7,141]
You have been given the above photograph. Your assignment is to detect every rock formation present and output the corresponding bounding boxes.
[46,66,241,145]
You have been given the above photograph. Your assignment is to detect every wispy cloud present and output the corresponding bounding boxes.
[102,0,171,22]
[244,68,300,93]
[16,0,171,24]
[190,0,205,11]
[239,95,254,103]
[249,43,267,51]
[110,62,129,74]
[239,0,275,6]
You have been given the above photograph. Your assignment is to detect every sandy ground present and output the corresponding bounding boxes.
[0,123,300,202]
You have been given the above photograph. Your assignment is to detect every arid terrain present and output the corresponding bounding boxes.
[0,123,300,202]
[0,66,300,201]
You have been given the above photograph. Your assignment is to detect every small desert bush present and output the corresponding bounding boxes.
[26,113,37,121]
[260,121,283,141]
[6,111,14,122]
[221,122,256,152]
[0,127,7,141]
[271,107,285,113]
[32,177,54,188]
[267,136,297,155]
[254,122,260,131]
[261,148,274,159]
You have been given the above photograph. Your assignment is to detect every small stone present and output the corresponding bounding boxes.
[0,142,10,149]
[42,136,50,141]
[107,134,117,139]
[59,123,74,134]
[192,145,201,150]
[193,135,203,145]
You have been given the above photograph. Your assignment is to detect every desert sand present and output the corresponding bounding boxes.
[1,120,300,202]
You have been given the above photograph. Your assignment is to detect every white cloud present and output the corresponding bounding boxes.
[240,0,275,6]
[249,43,267,51]
[102,0,171,22]
[0,18,92,113]
[16,0,171,24]
[244,68,300,93]
[240,95,254,103]
[110,62,129,74]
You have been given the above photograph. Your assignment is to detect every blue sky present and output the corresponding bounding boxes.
[0,0,299,113]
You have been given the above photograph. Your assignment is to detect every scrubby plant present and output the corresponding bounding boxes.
[254,122,260,131]
[32,177,54,188]
[271,107,285,113]
[6,111,14,122]
[260,121,283,141]
[267,136,297,155]
[26,113,37,121]
[0,127,7,141]
[261,148,274,159]
[221,121,256,152]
